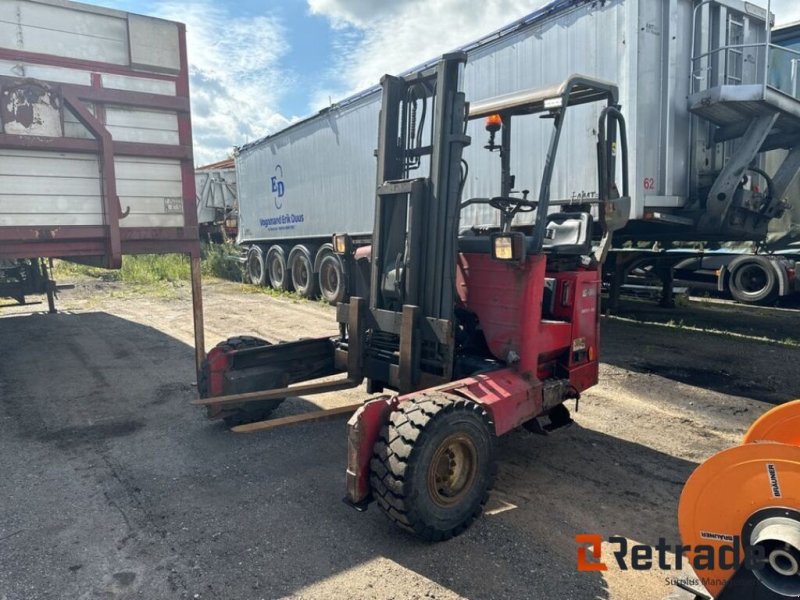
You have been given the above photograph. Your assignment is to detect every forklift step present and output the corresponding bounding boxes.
[523,403,574,435]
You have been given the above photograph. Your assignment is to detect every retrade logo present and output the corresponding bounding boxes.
[576,534,608,571]
[575,534,769,573]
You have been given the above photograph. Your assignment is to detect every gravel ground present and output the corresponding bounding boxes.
[1,279,799,600]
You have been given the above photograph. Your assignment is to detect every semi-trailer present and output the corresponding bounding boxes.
[233,0,800,306]
[0,0,205,372]
[195,158,237,242]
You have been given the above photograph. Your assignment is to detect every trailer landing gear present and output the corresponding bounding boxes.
[0,258,67,313]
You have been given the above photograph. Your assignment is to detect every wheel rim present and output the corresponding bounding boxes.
[248,253,262,282]
[321,260,339,295]
[292,259,308,288]
[271,258,283,285]
[427,433,479,507]
[734,265,768,297]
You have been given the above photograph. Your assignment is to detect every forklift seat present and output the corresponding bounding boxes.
[542,213,592,255]
[457,212,592,256]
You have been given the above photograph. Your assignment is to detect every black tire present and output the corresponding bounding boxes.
[728,257,778,304]
[267,246,293,291]
[318,253,345,305]
[289,249,318,299]
[222,403,283,428]
[198,336,285,425]
[370,394,495,541]
[246,246,267,286]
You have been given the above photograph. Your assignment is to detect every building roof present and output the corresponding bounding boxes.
[774,20,800,42]
[195,157,235,171]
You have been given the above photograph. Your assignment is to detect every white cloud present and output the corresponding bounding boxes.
[307,0,548,105]
[150,2,292,165]
[310,0,800,107]
[773,0,800,25]
[307,0,404,28]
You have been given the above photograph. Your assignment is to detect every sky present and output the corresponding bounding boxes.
[99,0,800,165]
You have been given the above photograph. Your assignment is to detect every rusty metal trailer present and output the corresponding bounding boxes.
[0,0,204,372]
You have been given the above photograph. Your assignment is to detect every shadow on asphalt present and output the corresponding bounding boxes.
[601,298,800,405]
[0,310,722,598]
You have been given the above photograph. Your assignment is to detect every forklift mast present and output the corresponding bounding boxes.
[347,52,471,394]
[197,61,637,542]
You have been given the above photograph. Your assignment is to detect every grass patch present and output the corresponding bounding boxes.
[673,292,691,308]
[123,253,190,283]
[201,242,244,281]
[237,282,308,304]
[607,313,800,348]
[53,242,244,285]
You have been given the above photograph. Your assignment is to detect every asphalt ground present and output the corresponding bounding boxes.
[2,280,799,599]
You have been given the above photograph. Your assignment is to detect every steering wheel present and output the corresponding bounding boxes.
[488,196,538,214]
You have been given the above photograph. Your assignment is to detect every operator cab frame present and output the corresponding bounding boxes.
[453,75,630,380]
[458,74,630,264]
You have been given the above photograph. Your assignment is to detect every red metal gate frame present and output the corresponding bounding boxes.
[0,24,205,377]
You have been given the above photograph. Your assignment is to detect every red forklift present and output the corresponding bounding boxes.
[194,53,630,540]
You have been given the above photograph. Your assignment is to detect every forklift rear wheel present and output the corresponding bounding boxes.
[221,402,285,427]
[370,393,495,541]
[198,336,285,426]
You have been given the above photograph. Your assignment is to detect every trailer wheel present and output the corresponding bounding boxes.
[728,257,778,304]
[198,336,285,426]
[289,249,318,299]
[370,393,495,541]
[266,246,293,291]
[318,254,345,305]
[246,246,267,286]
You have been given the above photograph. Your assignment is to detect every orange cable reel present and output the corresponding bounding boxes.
[678,400,800,599]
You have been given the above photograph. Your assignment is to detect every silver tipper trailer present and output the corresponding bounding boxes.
[196,158,237,241]
[235,0,800,306]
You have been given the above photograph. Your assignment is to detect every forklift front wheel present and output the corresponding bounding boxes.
[370,394,495,541]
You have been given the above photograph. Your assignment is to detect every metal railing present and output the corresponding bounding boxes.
[689,0,800,100]
[769,43,800,99]
[690,42,800,100]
